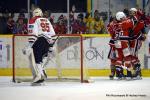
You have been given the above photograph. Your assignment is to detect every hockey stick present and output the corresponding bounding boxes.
[42,35,63,79]
[50,35,60,46]
[42,35,60,68]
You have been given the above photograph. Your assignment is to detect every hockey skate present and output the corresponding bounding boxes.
[125,70,133,81]
[109,72,115,80]
[31,74,45,86]
[132,63,142,80]
[43,70,47,80]
[109,66,116,80]
[116,66,124,80]
[117,73,124,80]
[31,82,45,86]
[31,79,45,86]
[109,74,114,80]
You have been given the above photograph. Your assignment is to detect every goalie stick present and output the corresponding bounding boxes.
[41,35,63,79]
[51,35,60,46]
[42,35,60,68]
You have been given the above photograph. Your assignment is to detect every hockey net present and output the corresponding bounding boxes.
[12,34,89,83]
[10,33,149,82]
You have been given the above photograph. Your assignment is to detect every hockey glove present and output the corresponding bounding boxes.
[22,42,33,56]
[109,39,115,44]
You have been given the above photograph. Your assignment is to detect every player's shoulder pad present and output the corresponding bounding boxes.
[38,17,50,22]
[29,16,41,24]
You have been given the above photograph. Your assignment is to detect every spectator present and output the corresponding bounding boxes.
[93,13,105,34]
[72,13,86,34]
[13,18,27,34]
[50,15,55,25]
[84,10,105,34]
[43,10,50,18]
[54,15,67,34]
[43,10,54,25]
[84,12,93,33]
[0,9,9,34]
[69,11,75,33]
[18,13,28,24]
[0,14,7,34]
[6,16,15,34]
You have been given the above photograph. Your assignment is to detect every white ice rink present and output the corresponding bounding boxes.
[0,76,150,100]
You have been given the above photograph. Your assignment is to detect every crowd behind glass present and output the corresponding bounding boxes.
[0,7,107,34]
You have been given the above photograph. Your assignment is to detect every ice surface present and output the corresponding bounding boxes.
[0,76,150,100]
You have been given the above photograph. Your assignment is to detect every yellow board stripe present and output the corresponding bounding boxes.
[1,68,150,77]
[81,34,110,37]
[0,35,13,38]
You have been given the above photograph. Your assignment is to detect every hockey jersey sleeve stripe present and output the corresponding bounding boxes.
[28,38,36,42]
[28,35,37,43]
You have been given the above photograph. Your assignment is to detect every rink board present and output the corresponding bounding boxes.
[0,34,150,77]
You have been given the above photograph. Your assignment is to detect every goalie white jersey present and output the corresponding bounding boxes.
[28,16,55,44]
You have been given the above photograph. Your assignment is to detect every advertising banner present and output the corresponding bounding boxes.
[0,37,12,68]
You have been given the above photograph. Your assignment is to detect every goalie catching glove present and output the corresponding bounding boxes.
[22,42,33,56]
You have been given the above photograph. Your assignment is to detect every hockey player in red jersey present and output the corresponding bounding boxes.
[129,8,146,79]
[23,8,56,85]
[107,17,118,79]
[113,12,134,79]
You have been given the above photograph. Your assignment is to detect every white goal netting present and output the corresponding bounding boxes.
[13,34,89,83]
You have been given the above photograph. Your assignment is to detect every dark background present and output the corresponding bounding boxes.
[0,0,87,13]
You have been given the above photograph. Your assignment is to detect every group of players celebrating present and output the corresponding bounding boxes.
[107,8,147,80]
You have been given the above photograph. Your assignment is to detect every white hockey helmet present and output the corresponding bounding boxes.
[130,8,137,12]
[33,8,43,17]
[116,12,126,21]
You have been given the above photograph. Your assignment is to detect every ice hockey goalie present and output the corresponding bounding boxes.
[22,8,56,85]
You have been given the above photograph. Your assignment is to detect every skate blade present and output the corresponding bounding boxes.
[82,79,94,83]
[109,76,114,80]
[31,82,45,86]
[132,76,142,80]
[125,77,133,81]
[109,78,114,80]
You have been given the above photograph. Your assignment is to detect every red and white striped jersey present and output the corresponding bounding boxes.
[28,16,55,43]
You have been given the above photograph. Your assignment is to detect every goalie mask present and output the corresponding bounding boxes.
[33,8,43,17]
[116,12,126,21]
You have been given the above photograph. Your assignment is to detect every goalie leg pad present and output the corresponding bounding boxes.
[28,50,45,82]
[28,50,38,78]
[32,63,47,83]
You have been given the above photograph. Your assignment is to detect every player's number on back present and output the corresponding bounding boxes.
[40,22,50,32]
